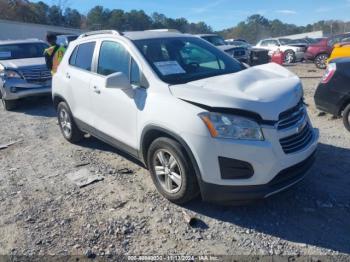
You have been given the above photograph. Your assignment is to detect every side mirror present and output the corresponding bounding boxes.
[105,72,131,90]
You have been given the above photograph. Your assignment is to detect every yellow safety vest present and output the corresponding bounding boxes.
[44,45,66,75]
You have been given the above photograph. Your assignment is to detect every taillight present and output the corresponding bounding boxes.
[321,63,336,84]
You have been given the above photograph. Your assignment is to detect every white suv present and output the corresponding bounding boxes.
[255,38,307,64]
[52,30,319,204]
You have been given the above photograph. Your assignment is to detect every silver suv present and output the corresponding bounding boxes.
[0,39,51,110]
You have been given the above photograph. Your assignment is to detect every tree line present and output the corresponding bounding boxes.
[219,15,350,44]
[0,1,349,43]
[0,0,213,34]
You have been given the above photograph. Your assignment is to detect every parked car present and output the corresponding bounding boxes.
[314,58,350,131]
[0,39,51,110]
[56,34,78,47]
[225,40,269,66]
[304,33,350,69]
[53,30,318,204]
[196,34,249,63]
[327,42,350,63]
[255,38,306,64]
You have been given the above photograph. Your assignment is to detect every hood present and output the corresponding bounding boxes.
[0,57,46,69]
[170,63,303,121]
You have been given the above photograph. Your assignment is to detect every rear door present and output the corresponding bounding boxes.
[65,41,96,126]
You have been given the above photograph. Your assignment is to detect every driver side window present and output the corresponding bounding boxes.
[98,41,130,77]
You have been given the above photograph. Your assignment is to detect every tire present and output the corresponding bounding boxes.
[284,50,296,64]
[57,101,83,143]
[342,104,350,132]
[314,54,329,69]
[147,137,199,204]
[1,98,17,111]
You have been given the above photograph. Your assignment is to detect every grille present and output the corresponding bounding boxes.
[277,100,305,130]
[20,66,51,83]
[234,50,246,56]
[280,122,313,154]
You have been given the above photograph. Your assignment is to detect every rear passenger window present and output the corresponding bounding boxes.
[70,42,95,71]
[97,41,130,76]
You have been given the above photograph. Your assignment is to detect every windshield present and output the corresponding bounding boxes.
[0,43,48,60]
[229,41,250,48]
[133,37,243,85]
[201,35,226,46]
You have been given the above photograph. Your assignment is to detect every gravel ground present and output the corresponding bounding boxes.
[0,63,349,259]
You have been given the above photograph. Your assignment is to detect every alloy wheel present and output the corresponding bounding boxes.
[153,149,183,194]
[59,108,72,138]
[315,54,328,69]
[285,52,294,64]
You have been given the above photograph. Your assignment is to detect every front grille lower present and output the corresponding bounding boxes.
[280,122,313,154]
[277,100,305,130]
[20,66,51,83]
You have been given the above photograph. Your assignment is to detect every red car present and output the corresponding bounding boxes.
[304,33,350,69]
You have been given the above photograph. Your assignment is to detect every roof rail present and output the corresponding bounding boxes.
[78,30,123,39]
[146,29,181,33]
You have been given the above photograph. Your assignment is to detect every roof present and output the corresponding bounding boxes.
[196,34,217,37]
[123,30,191,40]
[0,39,46,45]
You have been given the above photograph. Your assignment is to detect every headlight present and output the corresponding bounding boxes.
[199,112,264,141]
[4,70,22,79]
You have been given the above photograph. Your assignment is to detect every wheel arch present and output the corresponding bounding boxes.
[339,96,350,115]
[52,94,67,111]
[140,125,203,189]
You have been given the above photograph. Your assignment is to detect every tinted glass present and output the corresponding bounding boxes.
[134,37,243,85]
[0,43,48,60]
[202,36,226,46]
[98,41,130,76]
[74,42,95,71]
[69,46,78,65]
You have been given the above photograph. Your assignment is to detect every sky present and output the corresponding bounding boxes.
[35,0,350,30]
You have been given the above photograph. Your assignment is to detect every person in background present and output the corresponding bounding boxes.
[44,33,66,75]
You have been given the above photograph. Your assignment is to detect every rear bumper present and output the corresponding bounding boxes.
[200,150,316,204]
[314,83,344,116]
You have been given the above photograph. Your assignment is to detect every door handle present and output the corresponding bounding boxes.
[93,86,101,94]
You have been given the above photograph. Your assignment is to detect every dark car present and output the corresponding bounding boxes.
[305,33,350,69]
[314,57,350,131]
[196,34,250,63]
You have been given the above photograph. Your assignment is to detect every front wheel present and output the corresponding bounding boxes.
[343,104,350,132]
[314,54,329,69]
[284,50,296,64]
[147,137,199,204]
[57,102,83,143]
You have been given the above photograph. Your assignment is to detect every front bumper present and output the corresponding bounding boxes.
[200,151,316,203]
[304,52,315,61]
[182,118,319,203]
[1,79,51,100]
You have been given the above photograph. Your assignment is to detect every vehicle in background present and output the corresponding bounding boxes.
[56,34,78,47]
[196,34,249,63]
[304,33,350,69]
[288,38,324,46]
[327,42,350,63]
[255,38,306,64]
[314,58,350,131]
[224,40,270,66]
[53,30,318,204]
[0,39,51,110]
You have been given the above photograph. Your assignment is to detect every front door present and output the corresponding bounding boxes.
[90,40,141,152]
